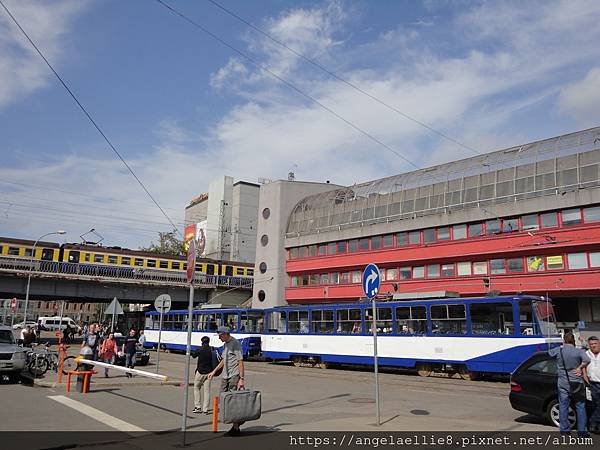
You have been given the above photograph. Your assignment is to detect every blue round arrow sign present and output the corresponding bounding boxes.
[362,263,381,299]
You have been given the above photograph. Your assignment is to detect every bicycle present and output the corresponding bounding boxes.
[27,342,77,377]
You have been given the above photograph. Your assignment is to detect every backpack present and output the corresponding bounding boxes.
[211,347,223,376]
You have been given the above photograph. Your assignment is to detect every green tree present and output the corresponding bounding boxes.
[140,231,186,256]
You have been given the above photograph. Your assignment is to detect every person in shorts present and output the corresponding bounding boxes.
[208,326,244,436]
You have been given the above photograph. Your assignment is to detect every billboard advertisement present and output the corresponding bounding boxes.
[184,221,207,257]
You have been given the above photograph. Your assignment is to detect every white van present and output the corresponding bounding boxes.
[37,316,80,332]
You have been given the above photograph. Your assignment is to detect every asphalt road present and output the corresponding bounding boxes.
[0,352,553,434]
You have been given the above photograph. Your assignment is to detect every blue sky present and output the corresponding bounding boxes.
[1,0,600,249]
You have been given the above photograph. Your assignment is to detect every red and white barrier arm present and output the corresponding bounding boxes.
[74,357,169,382]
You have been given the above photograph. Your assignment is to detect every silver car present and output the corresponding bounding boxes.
[0,325,27,382]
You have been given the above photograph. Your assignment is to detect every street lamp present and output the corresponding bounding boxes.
[24,230,66,323]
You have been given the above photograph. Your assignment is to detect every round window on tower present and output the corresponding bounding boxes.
[258,290,266,302]
[262,208,270,219]
[259,262,267,274]
[260,235,268,246]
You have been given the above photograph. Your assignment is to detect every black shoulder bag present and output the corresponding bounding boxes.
[559,347,586,402]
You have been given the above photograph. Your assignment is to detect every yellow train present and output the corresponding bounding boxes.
[0,237,254,278]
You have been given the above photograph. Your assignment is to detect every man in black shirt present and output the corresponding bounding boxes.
[192,336,215,414]
[121,328,138,378]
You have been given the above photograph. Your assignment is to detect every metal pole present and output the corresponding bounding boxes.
[59,300,65,337]
[156,310,163,374]
[372,297,381,426]
[181,282,194,443]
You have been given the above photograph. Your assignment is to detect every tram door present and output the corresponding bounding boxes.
[41,249,55,261]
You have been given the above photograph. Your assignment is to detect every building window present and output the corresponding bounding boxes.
[437,227,450,240]
[590,252,600,267]
[399,267,411,280]
[386,268,398,281]
[359,238,370,251]
[540,212,558,228]
[396,232,408,246]
[473,261,488,275]
[522,214,539,231]
[584,206,600,223]
[485,219,501,235]
[349,240,359,252]
[441,264,455,277]
[327,242,337,255]
[409,231,420,245]
[299,247,308,258]
[309,274,318,285]
[468,223,483,237]
[370,236,381,250]
[527,256,545,272]
[413,266,425,278]
[453,224,467,240]
[562,208,582,226]
[340,272,350,284]
[423,229,436,243]
[261,235,269,246]
[426,264,440,278]
[546,255,564,270]
[308,245,317,257]
[330,272,339,284]
[352,271,361,283]
[567,253,588,269]
[319,273,329,284]
[337,241,347,253]
[503,218,519,232]
[507,258,524,272]
[291,276,298,287]
[289,248,298,259]
[457,262,471,276]
[300,275,309,286]
[318,245,327,256]
[382,234,393,247]
[490,259,506,274]
[262,208,270,219]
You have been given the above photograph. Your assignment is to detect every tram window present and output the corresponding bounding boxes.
[121,257,131,265]
[308,245,317,257]
[108,256,118,265]
[399,267,411,279]
[383,234,393,247]
[359,238,370,251]
[352,271,361,283]
[540,212,558,228]
[441,264,455,277]
[206,265,215,275]
[507,258,524,272]
[589,252,600,267]
[147,259,156,268]
[437,227,450,240]
[518,302,540,335]
[468,223,483,237]
[247,269,254,276]
[340,272,350,284]
[423,229,436,243]
[41,249,54,261]
[24,248,33,257]
[527,256,544,272]
[486,219,501,235]
[94,254,105,263]
[336,309,361,334]
[546,256,564,270]
[409,231,420,245]
[337,241,347,253]
[84,253,91,262]
[413,266,425,278]
[522,214,539,231]
[266,311,286,333]
[426,264,440,278]
[473,261,488,275]
[470,302,514,335]
[457,262,471,276]
[330,272,339,284]
[453,224,467,240]
[431,304,466,334]
[349,240,359,252]
[240,312,263,333]
[225,266,233,276]
[503,218,519,232]
[364,307,393,334]
[8,247,19,256]
[67,251,79,263]
[395,306,427,335]
[223,313,238,331]
[134,258,144,266]
[396,232,408,247]
[312,310,334,334]
[299,247,308,258]
[288,310,309,334]
[490,259,506,274]
[171,262,181,270]
[159,261,169,269]
[327,242,337,255]
[198,313,221,331]
[561,208,582,226]
[371,236,382,250]
[290,247,299,259]
[584,206,600,223]
[318,245,327,256]
[386,268,398,281]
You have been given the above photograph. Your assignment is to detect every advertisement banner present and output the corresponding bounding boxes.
[184,224,196,251]
[196,220,207,257]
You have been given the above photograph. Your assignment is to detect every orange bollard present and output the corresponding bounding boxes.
[211,396,219,432]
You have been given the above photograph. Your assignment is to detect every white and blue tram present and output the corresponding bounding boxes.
[261,295,562,378]
[144,307,264,357]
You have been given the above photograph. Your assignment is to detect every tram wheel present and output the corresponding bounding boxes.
[416,363,433,377]
[318,361,329,369]
[292,356,303,367]
[459,367,479,381]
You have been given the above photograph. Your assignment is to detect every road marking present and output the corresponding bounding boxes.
[48,395,147,432]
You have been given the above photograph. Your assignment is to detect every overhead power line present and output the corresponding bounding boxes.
[156,0,420,170]
[0,0,181,235]
[206,0,481,157]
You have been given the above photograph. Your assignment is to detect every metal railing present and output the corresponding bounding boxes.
[0,257,253,289]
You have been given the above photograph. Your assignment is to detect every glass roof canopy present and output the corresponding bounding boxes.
[286,126,600,238]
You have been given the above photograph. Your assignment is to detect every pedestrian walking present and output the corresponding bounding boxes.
[192,336,217,414]
[99,332,119,378]
[549,331,591,436]
[208,326,244,436]
[138,330,146,348]
[585,336,600,434]
[122,328,138,378]
[81,323,100,360]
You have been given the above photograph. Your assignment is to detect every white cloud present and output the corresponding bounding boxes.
[558,68,600,127]
[0,0,88,109]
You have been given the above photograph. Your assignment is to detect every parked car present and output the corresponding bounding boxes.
[37,316,80,332]
[113,335,150,366]
[0,325,27,382]
[509,351,591,429]
[12,321,37,330]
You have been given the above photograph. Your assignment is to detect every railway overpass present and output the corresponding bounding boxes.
[0,256,253,305]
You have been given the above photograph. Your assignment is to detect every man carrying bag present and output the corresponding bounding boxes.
[208,326,261,437]
[549,332,590,436]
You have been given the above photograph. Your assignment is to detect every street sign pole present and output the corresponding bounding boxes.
[156,310,163,374]
[153,294,171,374]
[362,263,382,427]
[181,238,196,444]
[371,297,380,426]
